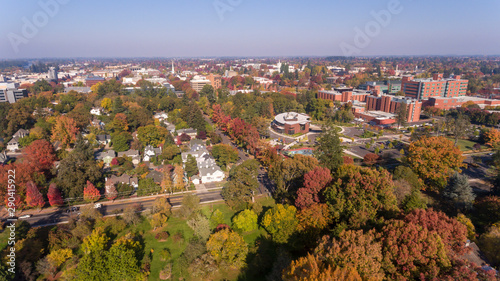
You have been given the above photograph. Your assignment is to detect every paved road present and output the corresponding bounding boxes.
[17,189,223,227]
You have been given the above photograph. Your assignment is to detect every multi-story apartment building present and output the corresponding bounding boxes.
[318,89,371,103]
[190,76,211,92]
[401,74,468,101]
[208,74,222,90]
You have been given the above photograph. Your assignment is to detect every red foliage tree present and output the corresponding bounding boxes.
[404,209,469,255]
[179,133,191,142]
[4,194,23,210]
[25,181,45,208]
[342,156,354,165]
[110,157,119,166]
[379,219,451,280]
[196,131,207,140]
[363,153,379,166]
[21,139,57,174]
[295,167,332,209]
[83,181,100,202]
[0,162,38,209]
[47,183,64,207]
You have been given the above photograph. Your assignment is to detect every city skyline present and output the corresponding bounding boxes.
[1,0,500,59]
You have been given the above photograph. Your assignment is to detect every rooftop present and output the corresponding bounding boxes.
[274,112,310,125]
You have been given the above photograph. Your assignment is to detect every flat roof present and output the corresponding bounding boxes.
[274,112,310,125]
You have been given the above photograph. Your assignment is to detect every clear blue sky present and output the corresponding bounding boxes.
[0,0,498,59]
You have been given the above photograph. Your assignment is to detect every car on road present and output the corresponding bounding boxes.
[94,203,102,209]
[19,214,32,219]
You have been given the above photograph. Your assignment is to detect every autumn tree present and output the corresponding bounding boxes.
[406,136,465,190]
[206,228,248,269]
[262,204,298,244]
[404,208,469,255]
[173,165,185,191]
[83,181,100,203]
[314,230,385,280]
[283,253,362,281]
[137,125,169,147]
[160,165,174,194]
[100,98,112,111]
[295,166,332,209]
[47,183,64,207]
[296,203,333,245]
[324,164,398,228]
[110,113,129,132]
[378,219,451,280]
[150,197,171,231]
[51,115,79,147]
[363,153,380,166]
[25,181,45,209]
[479,223,500,266]
[187,213,210,241]
[483,128,500,147]
[232,209,258,233]
[21,139,57,174]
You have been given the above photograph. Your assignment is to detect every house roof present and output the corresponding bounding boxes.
[96,150,116,160]
[146,170,164,183]
[117,149,139,157]
[199,165,223,177]
[106,174,138,186]
[13,129,29,138]
[96,134,111,141]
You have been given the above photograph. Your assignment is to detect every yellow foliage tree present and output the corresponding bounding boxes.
[484,129,500,147]
[51,115,79,146]
[101,97,112,111]
[47,248,73,268]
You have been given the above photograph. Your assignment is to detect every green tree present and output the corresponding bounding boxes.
[211,144,239,168]
[442,172,475,211]
[314,123,344,172]
[179,194,200,219]
[206,228,248,269]
[137,178,161,196]
[401,188,427,213]
[185,154,199,178]
[221,159,259,209]
[262,204,298,244]
[56,136,102,200]
[106,243,141,280]
[200,84,216,104]
[232,209,258,233]
[187,213,211,241]
[112,96,126,113]
[111,131,132,152]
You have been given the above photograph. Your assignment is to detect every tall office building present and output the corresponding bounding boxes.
[48,67,58,82]
[0,89,28,103]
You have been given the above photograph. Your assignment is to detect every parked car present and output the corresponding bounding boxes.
[19,214,32,219]
[94,203,102,209]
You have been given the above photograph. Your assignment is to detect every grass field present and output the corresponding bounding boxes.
[446,138,488,151]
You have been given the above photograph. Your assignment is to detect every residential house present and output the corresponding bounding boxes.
[189,139,205,148]
[182,143,225,184]
[143,145,162,162]
[0,151,9,164]
[166,124,176,135]
[154,111,169,122]
[176,128,197,138]
[117,149,141,165]
[95,150,116,166]
[91,118,105,130]
[146,169,164,184]
[7,129,29,151]
[96,134,112,145]
[105,174,139,195]
[90,107,104,116]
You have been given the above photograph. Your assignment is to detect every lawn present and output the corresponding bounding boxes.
[446,138,487,151]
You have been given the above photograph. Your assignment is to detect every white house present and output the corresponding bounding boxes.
[90,107,104,116]
[154,111,169,122]
[199,165,225,183]
[182,143,225,184]
[143,145,162,162]
[7,129,29,151]
[177,128,197,138]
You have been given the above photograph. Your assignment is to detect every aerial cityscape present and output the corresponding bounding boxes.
[1,0,500,280]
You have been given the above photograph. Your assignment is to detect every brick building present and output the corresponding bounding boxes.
[318,89,371,103]
[85,75,106,87]
[425,96,500,110]
[365,95,422,123]
[272,112,310,135]
[401,74,468,101]
[208,74,222,90]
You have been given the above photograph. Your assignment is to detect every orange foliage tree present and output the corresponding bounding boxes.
[83,181,100,202]
[51,115,79,147]
[406,136,465,190]
[25,181,45,209]
[483,129,500,147]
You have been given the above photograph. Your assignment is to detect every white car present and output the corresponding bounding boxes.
[19,214,32,219]
[94,203,102,209]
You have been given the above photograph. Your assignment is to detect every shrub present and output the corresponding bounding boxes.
[160,248,171,262]
[155,231,170,241]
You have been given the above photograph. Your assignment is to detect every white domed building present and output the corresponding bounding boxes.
[272,112,310,135]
